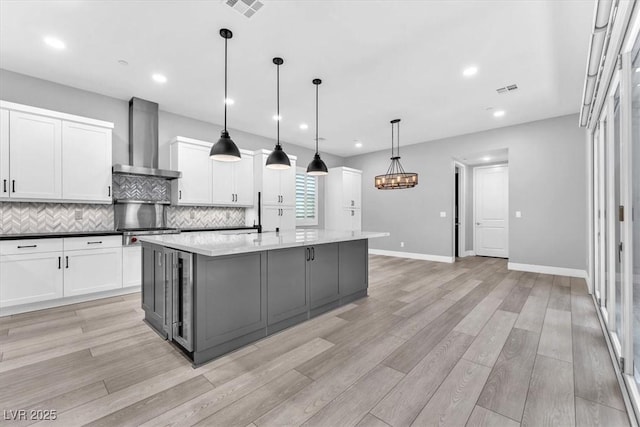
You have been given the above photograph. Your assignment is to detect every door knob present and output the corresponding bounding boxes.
[476,222,481,225]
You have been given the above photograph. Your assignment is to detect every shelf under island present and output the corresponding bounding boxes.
[138,229,388,366]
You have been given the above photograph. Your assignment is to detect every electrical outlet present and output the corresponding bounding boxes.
[400,242,405,248]
[75,210,83,220]
[190,211,196,219]
[226,211,230,219]
[440,211,446,218]
[515,211,522,218]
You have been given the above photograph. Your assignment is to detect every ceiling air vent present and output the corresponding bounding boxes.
[225,0,264,18]
[496,84,519,94]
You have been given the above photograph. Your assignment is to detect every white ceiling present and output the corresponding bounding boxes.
[457,148,509,166]
[0,0,593,157]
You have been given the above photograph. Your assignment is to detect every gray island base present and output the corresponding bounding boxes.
[138,230,388,366]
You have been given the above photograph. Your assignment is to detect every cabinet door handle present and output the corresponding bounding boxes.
[351,210,354,216]
[58,256,61,269]
[17,245,37,249]
[179,190,182,200]
[11,180,15,193]
[311,247,315,260]
[351,200,354,206]
[2,179,6,193]
[65,256,69,269]
[306,248,310,261]
[87,241,102,245]
[108,186,111,197]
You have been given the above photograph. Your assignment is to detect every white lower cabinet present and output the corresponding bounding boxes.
[0,236,125,310]
[122,246,142,288]
[0,252,64,308]
[63,247,123,297]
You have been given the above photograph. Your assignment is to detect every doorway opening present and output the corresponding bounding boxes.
[453,148,509,260]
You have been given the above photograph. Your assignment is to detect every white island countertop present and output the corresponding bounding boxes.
[138,229,389,257]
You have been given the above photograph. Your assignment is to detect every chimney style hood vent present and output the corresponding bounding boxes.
[112,97,181,180]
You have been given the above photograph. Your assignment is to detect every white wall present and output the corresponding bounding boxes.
[345,114,588,270]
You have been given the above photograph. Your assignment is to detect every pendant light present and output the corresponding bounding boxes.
[307,78,328,176]
[266,57,291,169]
[375,119,418,189]
[210,28,242,162]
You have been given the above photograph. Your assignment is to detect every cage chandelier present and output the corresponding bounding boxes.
[374,119,418,190]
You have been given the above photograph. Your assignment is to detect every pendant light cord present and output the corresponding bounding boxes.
[277,63,280,147]
[397,121,400,158]
[315,83,319,154]
[224,36,228,132]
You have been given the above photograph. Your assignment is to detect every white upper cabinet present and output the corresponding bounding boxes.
[171,137,213,205]
[9,111,62,200]
[212,150,254,206]
[62,121,112,202]
[343,169,362,209]
[325,167,363,231]
[0,101,114,203]
[233,153,255,206]
[262,206,296,232]
[254,149,297,207]
[0,109,9,198]
[170,136,254,207]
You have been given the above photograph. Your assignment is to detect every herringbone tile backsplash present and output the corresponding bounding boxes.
[0,203,114,234]
[167,206,245,229]
[0,203,246,234]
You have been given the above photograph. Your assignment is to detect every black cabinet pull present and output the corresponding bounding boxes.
[17,245,37,249]
[108,186,111,197]
[179,190,182,200]
[311,247,315,260]
[11,180,15,193]
[2,179,6,193]
[87,241,102,245]
[65,256,69,269]
[58,256,61,269]
[306,248,310,261]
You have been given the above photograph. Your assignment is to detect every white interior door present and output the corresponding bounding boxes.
[474,165,509,258]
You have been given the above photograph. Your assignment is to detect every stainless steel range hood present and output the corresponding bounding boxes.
[112,97,182,179]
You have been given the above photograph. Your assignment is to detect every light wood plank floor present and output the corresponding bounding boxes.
[0,255,629,426]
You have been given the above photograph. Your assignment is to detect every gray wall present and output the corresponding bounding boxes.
[0,69,343,228]
[345,114,587,270]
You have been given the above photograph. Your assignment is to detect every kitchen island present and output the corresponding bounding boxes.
[138,229,388,366]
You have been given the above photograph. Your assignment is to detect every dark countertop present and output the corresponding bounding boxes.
[0,230,123,241]
[0,226,258,241]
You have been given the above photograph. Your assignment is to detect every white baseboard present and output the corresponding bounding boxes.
[0,285,141,317]
[508,262,587,279]
[464,250,476,257]
[369,249,454,264]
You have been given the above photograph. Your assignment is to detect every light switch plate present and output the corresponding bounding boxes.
[515,211,522,218]
[75,210,83,220]
[440,211,446,218]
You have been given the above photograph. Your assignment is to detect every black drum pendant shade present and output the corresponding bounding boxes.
[307,78,328,176]
[374,119,418,189]
[210,28,241,162]
[266,57,291,169]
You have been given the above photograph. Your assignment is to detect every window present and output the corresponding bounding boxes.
[296,167,318,226]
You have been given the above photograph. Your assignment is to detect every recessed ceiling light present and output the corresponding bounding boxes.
[299,123,308,130]
[44,36,65,50]
[273,115,282,121]
[635,68,640,73]
[493,110,505,118]
[483,156,491,161]
[118,59,129,66]
[463,66,478,77]
[152,73,167,84]
[224,98,234,105]
[355,142,363,148]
